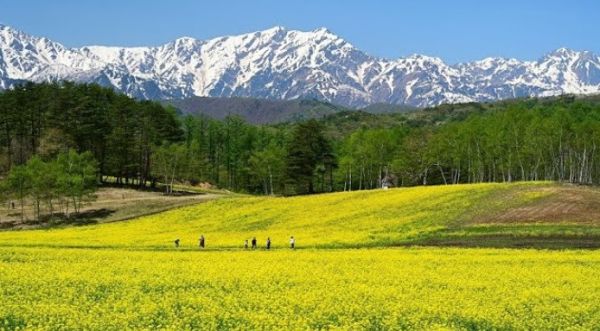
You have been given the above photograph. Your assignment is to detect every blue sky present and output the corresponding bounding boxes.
[0,0,597,63]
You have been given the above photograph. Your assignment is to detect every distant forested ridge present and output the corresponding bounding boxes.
[165,97,350,124]
[165,97,417,124]
[1,82,600,195]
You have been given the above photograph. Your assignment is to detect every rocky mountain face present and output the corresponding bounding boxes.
[1,24,599,107]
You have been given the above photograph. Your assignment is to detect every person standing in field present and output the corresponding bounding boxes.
[199,235,205,249]
[290,236,295,249]
[174,239,180,248]
[266,237,271,250]
[244,239,249,249]
[251,237,257,249]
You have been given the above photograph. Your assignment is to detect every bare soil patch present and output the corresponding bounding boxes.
[475,185,600,225]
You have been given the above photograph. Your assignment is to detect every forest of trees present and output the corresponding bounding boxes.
[0,82,181,186]
[338,102,600,188]
[0,149,97,222]
[1,82,600,198]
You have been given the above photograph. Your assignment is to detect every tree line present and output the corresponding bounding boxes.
[1,82,600,200]
[159,95,600,192]
[0,150,97,222]
[0,82,182,188]
[338,100,600,188]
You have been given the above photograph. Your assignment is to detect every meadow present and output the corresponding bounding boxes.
[1,182,599,330]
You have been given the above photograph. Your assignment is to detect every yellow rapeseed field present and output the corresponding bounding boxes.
[1,247,599,330]
[0,183,549,249]
[1,182,598,330]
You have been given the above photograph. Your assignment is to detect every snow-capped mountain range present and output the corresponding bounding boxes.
[1,23,599,107]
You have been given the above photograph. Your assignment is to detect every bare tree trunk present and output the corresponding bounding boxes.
[349,164,352,192]
[579,146,587,184]
[268,165,274,195]
[436,163,447,185]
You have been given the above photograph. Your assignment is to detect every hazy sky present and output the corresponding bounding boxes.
[1,0,597,63]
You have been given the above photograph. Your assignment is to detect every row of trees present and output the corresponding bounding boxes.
[154,100,600,194]
[148,118,333,195]
[337,101,600,188]
[1,150,97,222]
[2,82,600,198]
[417,106,594,184]
[0,82,182,187]
[0,82,308,196]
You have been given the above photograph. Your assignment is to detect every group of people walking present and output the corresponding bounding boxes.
[173,235,204,248]
[244,237,270,249]
[174,235,296,250]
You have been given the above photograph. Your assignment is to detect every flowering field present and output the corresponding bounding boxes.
[1,182,599,330]
[1,247,599,330]
[2,182,589,249]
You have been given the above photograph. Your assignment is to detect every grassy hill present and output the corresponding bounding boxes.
[1,182,598,249]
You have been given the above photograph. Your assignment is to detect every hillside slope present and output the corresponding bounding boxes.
[1,182,598,249]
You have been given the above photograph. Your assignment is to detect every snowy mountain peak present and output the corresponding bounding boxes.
[0,24,599,107]
[263,25,286,33]
[0,23,15,32]
[312,27,336,36]
[405,54,445,64]
[174,36,199,44]
[550,47,576,56]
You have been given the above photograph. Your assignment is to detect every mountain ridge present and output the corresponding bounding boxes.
[1,23,599,107]
[166,96,350,124]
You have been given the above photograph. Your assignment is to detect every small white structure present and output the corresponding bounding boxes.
[381,175,393,190]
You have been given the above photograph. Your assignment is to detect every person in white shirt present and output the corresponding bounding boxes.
[290,236,295,249]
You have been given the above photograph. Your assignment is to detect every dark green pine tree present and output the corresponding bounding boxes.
[284,119,334,195]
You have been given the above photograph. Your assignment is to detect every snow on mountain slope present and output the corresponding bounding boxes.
[1,23,599,107]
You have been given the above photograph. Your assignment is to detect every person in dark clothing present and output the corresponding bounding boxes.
[11,201,15,209]
[251,237,257,249]
[199,235,205,249]
[174,239,180,248]
[266,237,271,250]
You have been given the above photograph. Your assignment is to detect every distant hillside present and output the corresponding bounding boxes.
[166,96,420,124]
[362,103,418,114]
[168,93,600,126]
[166,97,351,124]
[403,93,600,125]
[1,182,598,249]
